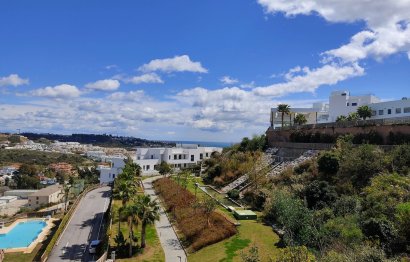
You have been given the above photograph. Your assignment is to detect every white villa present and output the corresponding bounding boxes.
[97,155,126,184]
[270,90,410,128]
[134,144,223,174]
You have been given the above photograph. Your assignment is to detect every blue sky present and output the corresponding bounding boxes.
[1,0,409,142]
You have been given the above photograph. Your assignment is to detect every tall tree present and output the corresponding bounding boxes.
[294,114,308,126]
[336,115,347,122]
[357,105,372,120]
[277,104,290,128]
[347,112,360,121]
[123,202,140,257]
[136,195,160,248]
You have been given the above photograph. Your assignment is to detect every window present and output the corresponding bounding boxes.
[396,108,402,114]
[113,174,116,179]
[206,153,209,157]
[404,107,410,113]
[388,109,392,115]
[179,154,182,159]
[36,197,39,200]
[151,155,154,159]
[342,93,347,96]
[200,153,203,160]
[378,110,384,115]
[147,165,150,170]
[169,155,171,160]
[174,155,177,160]
[191,155,194,161]
[137,156,140,160]
[372,110,376,116]
[184,164,186,167]
[352,102,357,106]
[347,103,350,106]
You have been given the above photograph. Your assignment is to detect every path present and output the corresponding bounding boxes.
[47,186,111,262]
[142,176,187,262]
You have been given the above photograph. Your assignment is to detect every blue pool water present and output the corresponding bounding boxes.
[0,220,46,249]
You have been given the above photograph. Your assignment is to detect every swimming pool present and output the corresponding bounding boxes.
[0,220,46,249]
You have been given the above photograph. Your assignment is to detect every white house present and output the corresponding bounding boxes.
[97,155,126,184]
[135,144,223,174]
[270,90,410,128]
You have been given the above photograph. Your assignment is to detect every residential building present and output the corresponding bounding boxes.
[270,91,410,128]
[135,144,223,174]
[27,184,63,209]
[4,189,38,199]
[97,155,126,184]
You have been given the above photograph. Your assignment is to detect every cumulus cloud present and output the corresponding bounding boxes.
[120,73,164,85]
[108,90,146,101]
[31,84,81,98]
[258,0,410,63]
[138,55,208,73]
[0,74,29,87]
[220,75,239,85]
[85,79,120,91]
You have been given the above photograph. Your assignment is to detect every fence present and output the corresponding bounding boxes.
[275,116,410,131]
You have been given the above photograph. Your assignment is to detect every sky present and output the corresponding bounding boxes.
[0,0,409,142]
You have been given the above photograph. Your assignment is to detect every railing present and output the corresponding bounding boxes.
[272,116,410,131]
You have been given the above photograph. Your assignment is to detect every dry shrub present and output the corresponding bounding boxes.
[154,178,237,251]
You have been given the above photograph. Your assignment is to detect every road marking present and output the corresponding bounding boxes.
[62,241,69,255]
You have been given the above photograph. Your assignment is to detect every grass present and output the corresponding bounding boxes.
[109,200,165,262]
[187,215,280,262]
[3,244,42,262]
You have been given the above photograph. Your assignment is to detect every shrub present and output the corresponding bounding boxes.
[227,189,240,200]
[153,178,236,251]
[304,180,337,209]
[317,152,339,175]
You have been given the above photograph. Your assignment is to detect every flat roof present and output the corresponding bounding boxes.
[234,210,257,216]
[29,184,62,197]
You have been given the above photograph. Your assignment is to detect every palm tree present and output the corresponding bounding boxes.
[123,202,140,257]
[114,179,137,207]
[136,195,160,248]
[294,114,307,126]
[336,115,347,122]
[277,104,290,128]
[357,105,372,120]
[347,112,360,121]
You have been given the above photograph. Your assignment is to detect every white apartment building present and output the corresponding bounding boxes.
[97,155,126,184]
[270,90,410,127]
[135,144,223,174]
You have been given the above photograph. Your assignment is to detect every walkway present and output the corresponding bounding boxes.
[142,176,187,262]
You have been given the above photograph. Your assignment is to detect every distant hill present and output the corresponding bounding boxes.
[20,132,175,148]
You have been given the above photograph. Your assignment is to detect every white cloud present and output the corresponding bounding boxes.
[220,75,239,85]
[108,90,146,101]
[0,74,29,87]
[121,73,164,85]
[258,0,410,63]
[253,63,364,96]
[138,55,208,73]
[31,84,81,98]
[85,79,120,91]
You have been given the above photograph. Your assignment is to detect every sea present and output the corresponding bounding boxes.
[164,140,235,148]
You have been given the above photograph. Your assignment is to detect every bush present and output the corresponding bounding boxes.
[352,130,384,144]
[317,152,339,175]
[361,218,398,254]
[227,189,240,200]
[153,178,236,251]
[304,180,337,209]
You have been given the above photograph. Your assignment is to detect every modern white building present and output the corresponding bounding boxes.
[270,90,410,127]
[135,144,223,174]
[97,155,126,184]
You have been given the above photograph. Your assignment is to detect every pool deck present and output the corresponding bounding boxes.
[0,218,57,253]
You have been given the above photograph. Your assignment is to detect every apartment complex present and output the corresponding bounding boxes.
[28,184,63,209]
[270,90,410,128]
[134,144,223,174]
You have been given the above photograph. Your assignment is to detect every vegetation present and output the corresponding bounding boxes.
[277,104,291,128]
[357,105,372,120]
[0,149,91,166]
[153,177,237,251]
[203,136,265,186]
[263,138,410,260]
[294,114,307,126]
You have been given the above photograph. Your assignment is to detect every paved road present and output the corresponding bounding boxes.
[143,177,187,262]
[48,186,111,262]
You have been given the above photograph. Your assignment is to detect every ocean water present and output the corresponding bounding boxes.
[167,140,235,148]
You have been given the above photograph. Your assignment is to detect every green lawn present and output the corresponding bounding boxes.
[188,220,280,262]
[110,200,165,262]
[3,244,42,262]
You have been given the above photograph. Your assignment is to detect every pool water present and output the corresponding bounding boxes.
[0,220,46,249]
